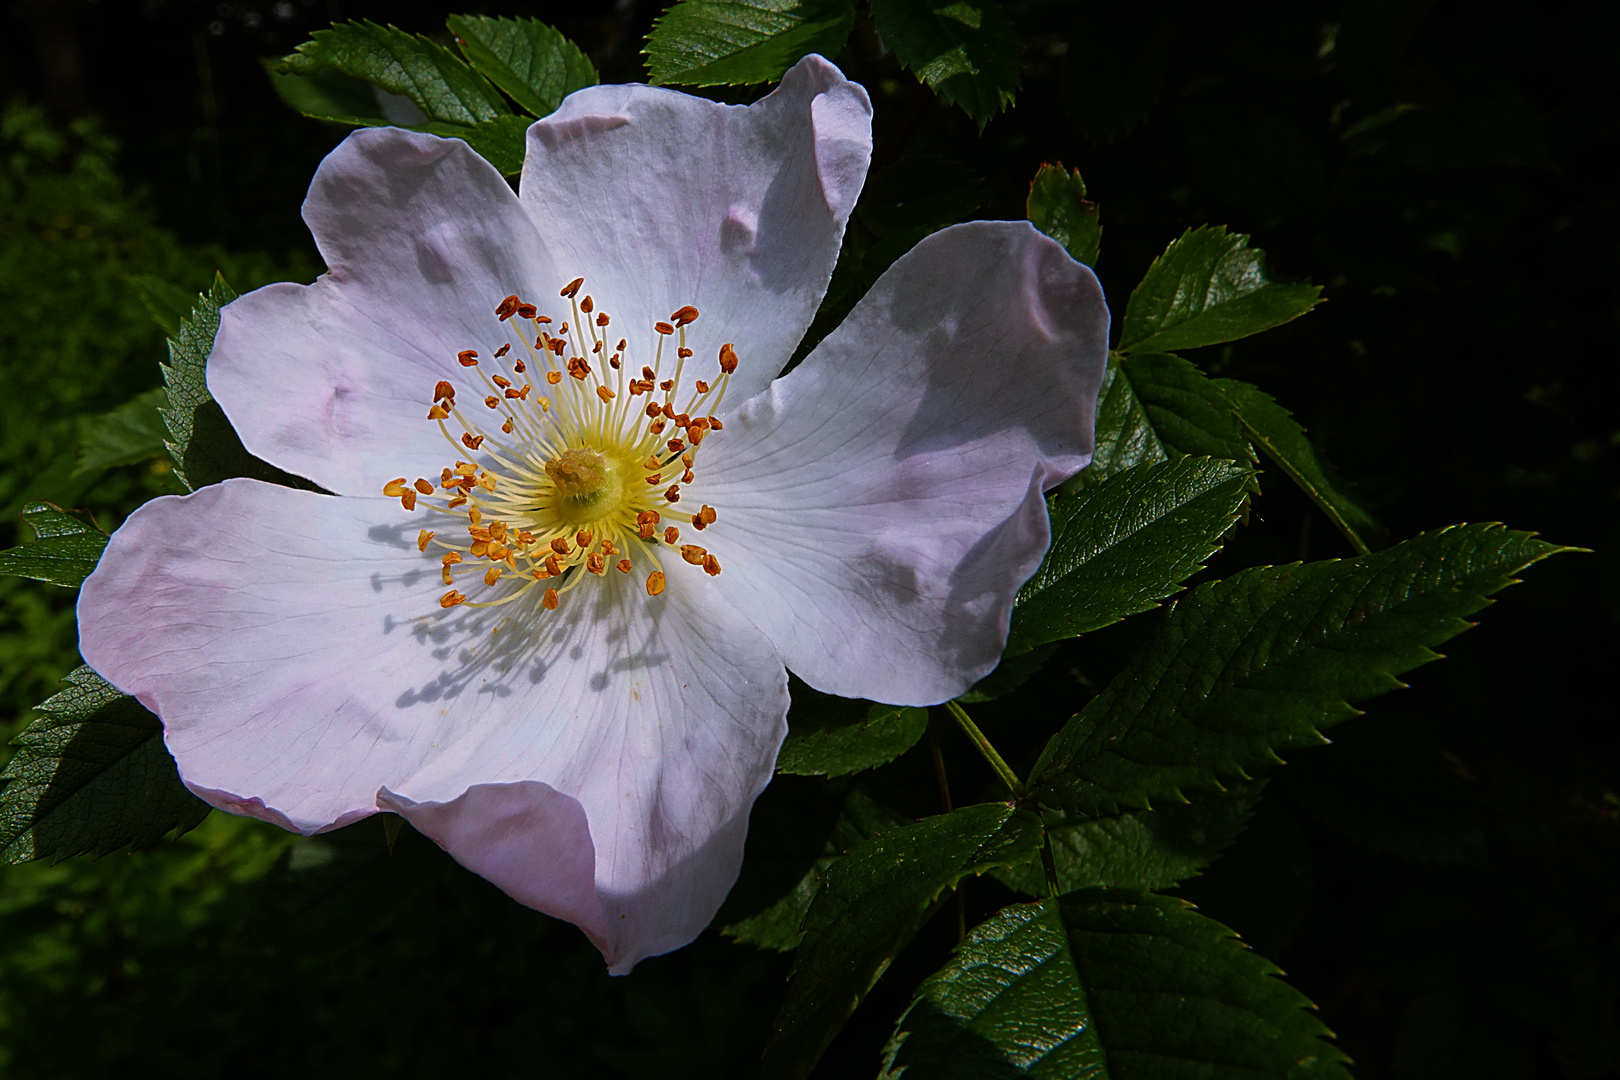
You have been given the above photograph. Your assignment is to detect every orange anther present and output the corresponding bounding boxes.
[495,295,521,319]
[646,571,666,596]
[649,419,667,434]
[441,590,467,608]
[494,343,510,358]
[456,461,477,477]
[645,473,663,485]
[671,305,699,326]
[592,340,603,354]
[664,485,681,502]
[560,277,584,298]
[428,404,450,420]
[719,343,738,373]
[568,357,591,380]
[413,478,434,495]
[680,544,707,566]
[596,385,616,402]
[447,496,467,509]
[664,526,680,545]
[441,566,455,585]
[708,415,723,430]
[579,295,594,313]
[515,303,537,319]
[434,380,455,401]
[654,322,675,336]
[547,371,563,385]
[559,322,569,334]
[677,347,693,359]
[492,374,511,389]
[543,587,560,609]
[586,553,605,575]
[617,558,632,574]
[667,439,686,454]
[505,387,523,399]
[645,402,662,418]
[550,537,571,556]
[383,478,408,497]
[400,490,417,511]
[537,315,552,324]
[661,403,676,420]
[637,510,660,538]
[502,418,514,434]
[484,566,502,586]
[701,505,717,525]
[485,395,500,409]
[689,426,707,446]
[596,313,609,326]
[660,379,674,391]
[518,530,535,544]
[690,515,706,532]
[513,359,526,373]
[599,539,617,555]
[682,469,695,483]
[470,540,489,557]
[544,554,562,577]
[643,455,661,470]
[703,553,721,576]
[458,350,479,366]
[487,541,508,561]
[468,506,482,524]
[418,529,435,551]
[489,521,507,540]
[461,433,483,450]
[575,529,594,549]
[441,552,462,566]
[695,379,710,394]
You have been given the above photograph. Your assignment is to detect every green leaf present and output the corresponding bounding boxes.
[881,889,1351,1080]
[1119,225,1322,354]
[264,60,396,127]
[958,642,1059,703]
[275,20,510,128]
[868,0,1022,129]
[440,114,532,176]
[1081,352,1253,485]
[777,678,928,777]
[446,14,597,118]
[1030,524,1575,816]
[1009,458,1253,654]
[159,274,319,493]
[994,782,1265,897]
[0,503,107,587]
[75,387,170,475]
[764,803,1043,1080]
[721,782,910,950]
[0,666,210,864]
[645,0,857,87]
[1217,378,1385,555]
[1027,163,1101,267]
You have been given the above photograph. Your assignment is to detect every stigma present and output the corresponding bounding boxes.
[385,278,733,613]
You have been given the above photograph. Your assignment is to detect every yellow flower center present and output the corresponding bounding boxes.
[381,277,735,612]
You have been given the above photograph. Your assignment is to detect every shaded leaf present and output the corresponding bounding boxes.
[881,889,1350,1079]
[958,643,1059,703]
[0,503,106,587]
[1218,377,1385,555]
[1010,457,1252,654]
[1080,352,1252,485]
[446,14,597,117]
[994,781,1265,897]
[0,666,210,864]
[1027,163,1101,267]
[645,0,856,87]
[1119,225,1321,354]
[869,0,1022,129]
[720,782,910,950]
[75,387,169,474]
[777,677,928,777]
[1031,524,1573,816]
[274,20,510,127]
[159,274,320,493]
[127,274,198,337]
[764,803,1043,1080]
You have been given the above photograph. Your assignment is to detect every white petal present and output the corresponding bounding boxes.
[689,221,1109,705]
[521,54,871,404]
[78,479,788,971]
[209,128,561,495]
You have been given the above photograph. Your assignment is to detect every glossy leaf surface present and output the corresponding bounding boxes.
[446,14,597,117]
[869,0,1022,128]
[645,0,856,86]
[1027,163,1101,267]
[0,503,107,588]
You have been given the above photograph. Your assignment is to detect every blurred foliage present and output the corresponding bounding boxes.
[0,0,1615,1077]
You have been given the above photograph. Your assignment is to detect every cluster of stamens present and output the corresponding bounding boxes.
[381,276,736,612]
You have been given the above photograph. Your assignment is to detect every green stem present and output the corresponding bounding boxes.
[943,699,1023,798]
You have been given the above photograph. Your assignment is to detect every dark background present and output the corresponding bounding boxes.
[0,0,1615,1076]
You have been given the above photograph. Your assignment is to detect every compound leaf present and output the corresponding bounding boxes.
[75,387,170,475]
[869,0,1022,129]
[1031,524,1574,816]
[778,679,929,777]
[1082,352,1253,485]
[1027,163,1101,267]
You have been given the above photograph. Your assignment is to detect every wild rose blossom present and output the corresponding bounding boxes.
[77,56,1108,973]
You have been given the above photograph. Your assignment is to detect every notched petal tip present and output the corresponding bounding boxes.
[802,62,873,221]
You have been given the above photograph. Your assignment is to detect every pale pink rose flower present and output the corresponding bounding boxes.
[77,56,1108,973]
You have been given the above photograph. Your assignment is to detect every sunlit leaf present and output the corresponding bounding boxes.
[0,503,106,588]
[446,14,596,117]
[869,0,1021,129]
[645,0,857,87]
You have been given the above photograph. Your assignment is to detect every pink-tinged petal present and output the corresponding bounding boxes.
[78,478,788,972]
[521,54,871,404]
[209,128,561,496]
[689,221,1109,705]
